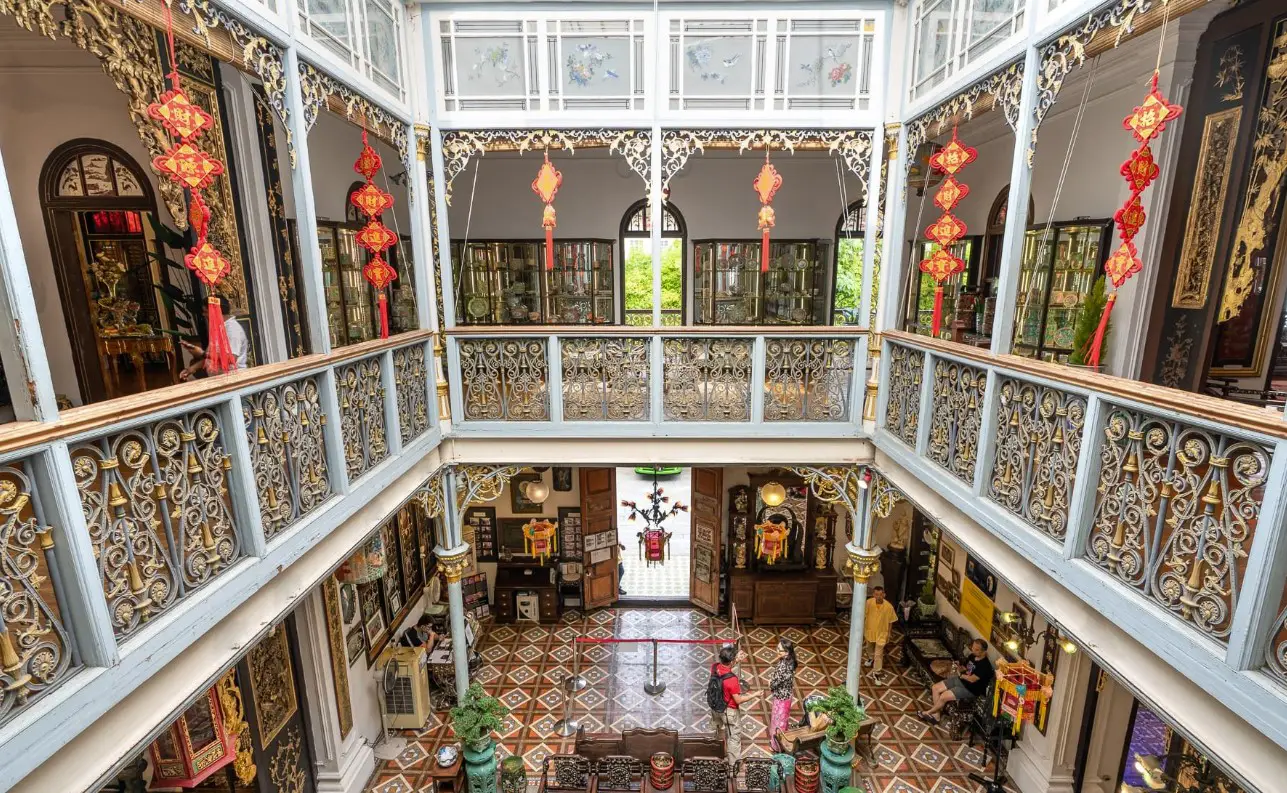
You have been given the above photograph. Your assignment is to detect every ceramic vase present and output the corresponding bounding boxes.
[463,739,498,793]
[793,756,820,793]
[820,740,854,793]
[500,756,527,793]
[650,752,674,790]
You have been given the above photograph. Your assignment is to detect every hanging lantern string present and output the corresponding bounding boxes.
[161,0,180,89]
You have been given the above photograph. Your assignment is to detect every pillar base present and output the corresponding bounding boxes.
[315,741,375,793]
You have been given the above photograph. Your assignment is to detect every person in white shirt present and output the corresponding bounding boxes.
[179,295,250,378]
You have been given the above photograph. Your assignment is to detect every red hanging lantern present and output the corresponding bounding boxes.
[350,129,399,337]
[146,2,237,373]
[752,152,783,273]
[1084,72,1182,368]
[148,685,237,788]
[917,126,976,337]
[531,152,563,271]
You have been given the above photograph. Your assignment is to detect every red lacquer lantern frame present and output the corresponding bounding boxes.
[148,686,236,789]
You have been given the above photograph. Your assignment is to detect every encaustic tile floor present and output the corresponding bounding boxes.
[367,608,1012,793]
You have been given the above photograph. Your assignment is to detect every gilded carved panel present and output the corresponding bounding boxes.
[249,627,298,746]
[242,378,332,540]
[338,357,390,480]
[394,343,431,444]
[987,378,1086,540]
[1171,107,1241,309]
[883,344,924,447]
[268,725,307,793]
[1086,406,1272,640]
[322,576,354,739]
[927,360,986,484]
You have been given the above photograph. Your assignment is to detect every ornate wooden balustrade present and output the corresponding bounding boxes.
[0,331,436,732]
[446,326,867,434]
[876,330,1287,711]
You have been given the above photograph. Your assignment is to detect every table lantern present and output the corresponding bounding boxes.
[148,686,236,788]
[992,659,1055,735]
[754,520,790,566]
[522,519,559,564]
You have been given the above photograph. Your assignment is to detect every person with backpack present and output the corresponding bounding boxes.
[708,644,758,765]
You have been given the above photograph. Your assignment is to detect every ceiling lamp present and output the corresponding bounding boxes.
[760,481,787,507]
[524,477,550,504]
[1059,638,1078,654]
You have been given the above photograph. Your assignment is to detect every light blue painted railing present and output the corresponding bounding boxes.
[875,330,1287,750]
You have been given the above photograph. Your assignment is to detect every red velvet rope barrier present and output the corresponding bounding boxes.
[573,637,731,645]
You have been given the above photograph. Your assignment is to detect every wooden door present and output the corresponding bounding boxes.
[689,467,722,614]
[239,616,316,793]
[580,467,618,609]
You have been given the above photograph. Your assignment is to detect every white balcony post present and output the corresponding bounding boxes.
[751,336,767,424]
[429,127,458,329]
[381,350,404,456]
[447,337,466,423]
[1062,394,1107,561]
[859,124,885,328]
[549,335,564,425]
[875,126,909,335]
[971,369,1002,496]
[0,141,60,420]
[282,45,333,356]
[1226,439,1287,670]
[914,352,935,455]
[409,123,439,335]
[650,124,663,326]
[218,394,268,558]
[319,366,351,496]
[989,45,1040,357]
[650,334,664,424]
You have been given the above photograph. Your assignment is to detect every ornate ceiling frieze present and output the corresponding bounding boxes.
[299,61,410,177]
[659,129,875,195]
[905,60,1024,173]
[439,129,651,206]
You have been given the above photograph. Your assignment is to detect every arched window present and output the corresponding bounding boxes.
[982,185,1035,285]
[619,199,687,326]
[40,139,167,403]
[833,199,865,325]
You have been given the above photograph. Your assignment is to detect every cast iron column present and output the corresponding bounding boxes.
[436,468,473,699]
[845,487,881,700]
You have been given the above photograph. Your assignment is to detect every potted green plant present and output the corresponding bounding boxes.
[816,686,865,753]
[1068,275,1110,369]
[450,683,509,793]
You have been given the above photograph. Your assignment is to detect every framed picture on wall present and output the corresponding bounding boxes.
[345,625,364,664]
[364,610,387,661]
[938,540,956,571]
[553,467,573,491]
[946,581,961,611]
[340,582,357,625]
[511,474,543,514]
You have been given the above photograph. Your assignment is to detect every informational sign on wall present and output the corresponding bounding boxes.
[959,578,994,641]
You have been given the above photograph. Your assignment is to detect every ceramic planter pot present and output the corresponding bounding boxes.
[462,739,498,793]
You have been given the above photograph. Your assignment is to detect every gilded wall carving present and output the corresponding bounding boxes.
[249,627,298,746]
[322,576,354,739]
[394,343,431,444]
[1171,107,1241,309]
[660,129,873,195]
[215,670,256,784]
[242,378,332,539]
[0,461,74,727]
[1218,25,1287,323]
[299,61,409,176]
[1086,406,1272,640]
[269,725,307,793]
[560,338,650,421]
[338,357,390,480]
[987,378,1086,539]
[662,338,753,422]
[441,129,651,204]
[763,338,855,422]
[458,338,549,421]
[70,408,242,637]
[884,344,924,447]
[1215,45,1246,102]
[927,359,986,484]
[906,61,1023,168]
[253,86,305,355]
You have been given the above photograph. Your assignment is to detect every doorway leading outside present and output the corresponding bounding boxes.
[616,467,691,600]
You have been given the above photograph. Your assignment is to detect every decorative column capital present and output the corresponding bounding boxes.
[435,544,472,582]
[415,124,431,162]
[847,544,882,583]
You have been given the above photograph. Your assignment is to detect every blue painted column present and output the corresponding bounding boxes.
[844,486,881,700]
[437,468,472,699]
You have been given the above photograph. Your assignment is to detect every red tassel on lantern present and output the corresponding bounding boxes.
[1086,292,1117,369]
[377,293,390,338]
[753,153,782,273]
[532,152,562,272]
[932,285,945,338]
[205,296,237,374]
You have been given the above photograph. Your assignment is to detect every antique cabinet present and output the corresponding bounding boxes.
[453,239,616,325]
[692,239,831,325]
[1011,220,1113,361]
[904,236,981,336]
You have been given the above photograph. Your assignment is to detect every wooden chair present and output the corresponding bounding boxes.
[594,756,644,793]
[542,754,592,793]
[680,758,733,793]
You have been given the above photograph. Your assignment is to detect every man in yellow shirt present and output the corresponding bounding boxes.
[863,586,898,676]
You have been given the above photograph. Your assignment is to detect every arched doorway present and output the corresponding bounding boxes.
[834,199,865,325]
[40,139,175,404]
[619,199,686,325]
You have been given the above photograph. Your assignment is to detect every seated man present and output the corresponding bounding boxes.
[398,614,438,649]
[917,638,994,724]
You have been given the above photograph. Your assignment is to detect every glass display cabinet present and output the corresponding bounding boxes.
[903,236,981,337]
[1011,219,1113,362]
[452,239,616,325]
[692,239,831,325]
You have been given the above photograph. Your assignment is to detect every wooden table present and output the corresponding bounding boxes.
[428,755,466,793]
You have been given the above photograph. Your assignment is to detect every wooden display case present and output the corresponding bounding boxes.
[904,236,982,337]
[452,239,616,325]
[1011,220,1113,361]
[692,239,832,325]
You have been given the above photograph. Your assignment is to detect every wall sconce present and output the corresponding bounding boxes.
[760,481,787,507]
[524,475,550,504]
[1001,611,1020,624]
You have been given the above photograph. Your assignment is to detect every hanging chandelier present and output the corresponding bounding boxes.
[622,472,688,566]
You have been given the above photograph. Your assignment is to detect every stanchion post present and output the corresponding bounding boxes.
[644,638,666,696]
[554,640,583,736]
[566,639,587,692]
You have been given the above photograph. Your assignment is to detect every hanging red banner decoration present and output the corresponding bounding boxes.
[1085,72,1182,368]
[752,152,783,273]
[146,1,236,373]
[350,129,398,337]
[531,151,562,271]
[917,126,977,336]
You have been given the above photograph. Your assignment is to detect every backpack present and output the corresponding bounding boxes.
[707,664,734,712]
